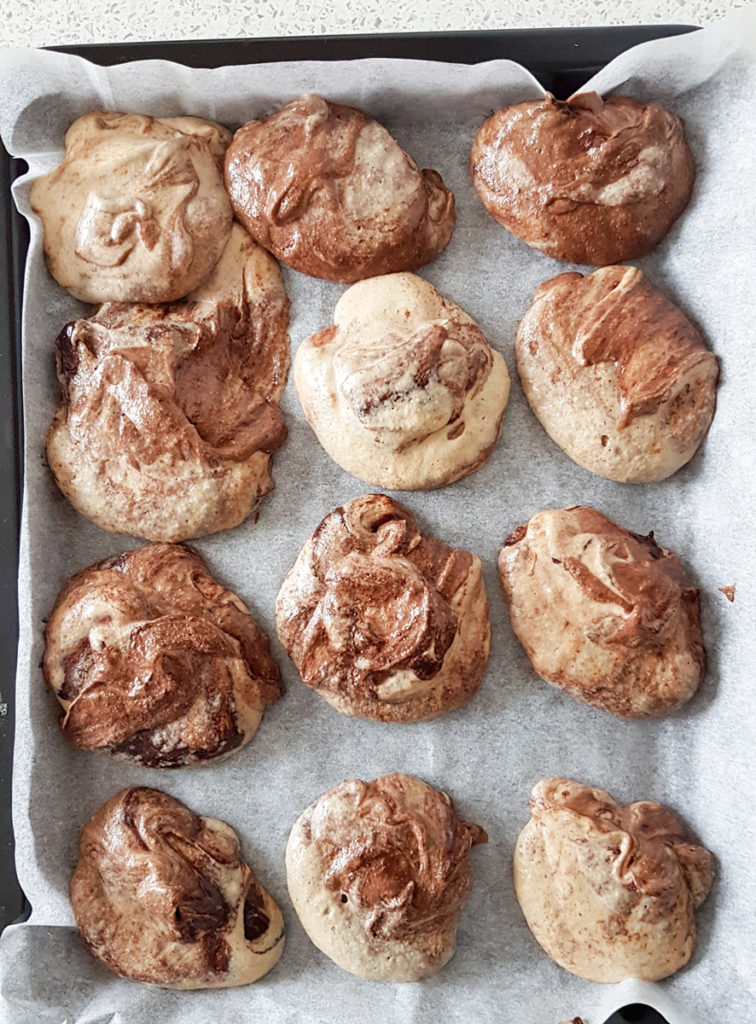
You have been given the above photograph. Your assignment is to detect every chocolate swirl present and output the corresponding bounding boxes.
[71,787,285,988]
[498,506,705,717]
[286,774,486,981]
[46,225,290,542]
[276,494,489,722]
[225,94,455,283]
[471,92,694,265]
[44,543,282,767]
[514,778,714,983]
[30,111,233,303]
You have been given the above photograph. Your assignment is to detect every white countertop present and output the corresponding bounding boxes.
[1,0,741,48]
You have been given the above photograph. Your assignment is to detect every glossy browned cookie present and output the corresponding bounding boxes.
[498,506,705,718]
[44,543,282,767]
[46,225,290,542]
[276,494,490,722]
[225,94,455,282]
[471,92,694,265]
[515,778,714,982]
[286,773,486,981]
[71,787,285,987]
[516,266,718,482]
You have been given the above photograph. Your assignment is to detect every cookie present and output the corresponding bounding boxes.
[286,773,486,980]
[276,494,490,722]
[471,92,694,265]
[225,94,455,282]
[516,266,718,482]
[44,543,281,767]
[294,272,510,489]
[498,506,705,717]
[46,225,290,542]
[30,110,233,303]
[71,787,284,987]
[514,778,714,982]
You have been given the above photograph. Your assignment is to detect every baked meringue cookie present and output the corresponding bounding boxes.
[276,493,490,722]
[498,507,705,718]
[514,778,714,983]
[43,543,282,767]
[225,94,455,283]
[46,224,290,542]
[471,92,694,265]
[294,272,510,489]
[71,787,284,987]
[516,266,718,482]
[286,773,487,981]
[30,111,233,303]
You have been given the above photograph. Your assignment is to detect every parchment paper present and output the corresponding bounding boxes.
[1,14,755,1022]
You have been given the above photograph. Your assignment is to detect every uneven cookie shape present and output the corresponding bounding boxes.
[286,773,486,981]
[225,94,455,282]
[498,507,705,717]
[47,225,290,542]
[516,266,718,482]
[276,494,490,722]
[44,544,282,767]
[471,92,694,265]
[514,778,714,982]
[30,111,233,303]
[294,273,510,489]
[71,787,284,987]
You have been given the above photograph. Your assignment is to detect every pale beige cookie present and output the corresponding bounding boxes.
[471,92,694,266]
[46,225,290,542]
[294,272,510,489]
[514,778,714,983]
[516,266,718,482]
[30,111,233,303]
[276,494,490,722]
[286,773,486,981]
[71,787,284,987]
[225,94,455,283]
[498,506,705,718]
[44,543,282,767]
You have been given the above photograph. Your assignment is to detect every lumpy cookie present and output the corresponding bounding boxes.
[225,94,455,282]
[516,266,718,482]
[30,111,233,303]
[514,778,714,983]
[471,92,694,265]
[43,543,282,767]
[294,272,510,489]
[71,787,284,987]
[46,225,290,542]
[498,506,705,718]
[276,494,490,722]
[286,773,487,981]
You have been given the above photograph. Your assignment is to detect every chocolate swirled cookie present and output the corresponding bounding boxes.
[30,111,233,303]
[471,92,694,266]
[276,494,490,722]
[44,544,282,767]
[225,94,455,283]
[516,266,718,482]
[514,778,714,983]
[498,507,705,718]
[46,225,290,542]
[71,787,284,987]
[286,773,487,981]
[294,272,510,490]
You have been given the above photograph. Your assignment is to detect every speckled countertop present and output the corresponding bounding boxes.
[1,0,745,47]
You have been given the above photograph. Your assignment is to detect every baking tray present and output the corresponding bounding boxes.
[0,24,698,1024]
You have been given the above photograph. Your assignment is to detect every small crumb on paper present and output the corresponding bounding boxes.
[719,585,736,602]
[559,1018,586,1024]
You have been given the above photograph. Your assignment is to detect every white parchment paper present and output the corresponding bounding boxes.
[1,14,755,1022]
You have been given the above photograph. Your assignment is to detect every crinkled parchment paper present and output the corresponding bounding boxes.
[0,13,754,1022]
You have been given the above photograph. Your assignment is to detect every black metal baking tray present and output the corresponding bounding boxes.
[0,24,698,1024]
